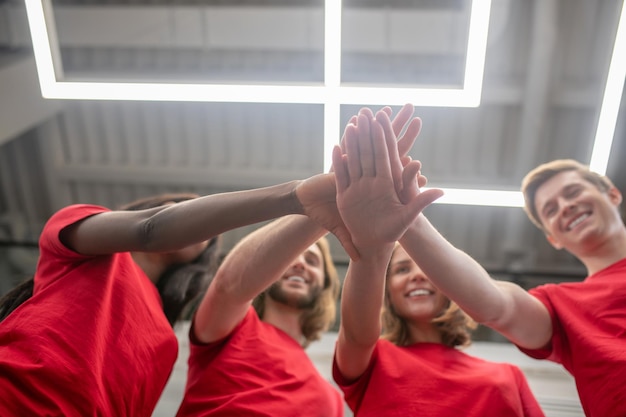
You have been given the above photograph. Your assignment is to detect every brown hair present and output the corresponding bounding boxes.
[253,236,340,348]
[521,159,614,230]
[0,193,220,326]
[381,245,476,348]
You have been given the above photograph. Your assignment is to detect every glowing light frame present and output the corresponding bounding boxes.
[24,0,624,207]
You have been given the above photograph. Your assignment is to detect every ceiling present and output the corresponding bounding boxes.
[1,0,625,297]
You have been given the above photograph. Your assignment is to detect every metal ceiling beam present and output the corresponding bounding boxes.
[49,5,468,55]
[0,55,65,146]
[55,163,314,189]
[501,0,558,265]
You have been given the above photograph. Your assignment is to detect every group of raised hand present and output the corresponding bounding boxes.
[332,107,443,257]
[294,104,443,261]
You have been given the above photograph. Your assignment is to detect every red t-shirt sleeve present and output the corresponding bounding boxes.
[515,285,560,362]
[36,204,109,292]
[332,341,379,413]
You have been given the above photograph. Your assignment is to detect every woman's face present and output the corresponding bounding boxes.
[387,247,448,323]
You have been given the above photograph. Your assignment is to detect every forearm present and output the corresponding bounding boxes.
[340,246,392,346]
[336,245,392,380]
[399,214,507,324]
[216,214,325,303]
[144,181,303,251]
[194,214,326,343]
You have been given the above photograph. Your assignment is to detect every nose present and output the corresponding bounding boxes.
[409,272,427,283]
[557,197,577,217]
[291,255,306,271]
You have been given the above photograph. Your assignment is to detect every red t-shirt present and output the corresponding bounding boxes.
[519,257,626,417]
[0,205,178,417]
[334,339,544,417]
[177,307,344,417]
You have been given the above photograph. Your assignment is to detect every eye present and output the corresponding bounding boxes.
[542,203,557,219]
[565,186,582,198]
[305,254,321,267]
[392,265,410,275]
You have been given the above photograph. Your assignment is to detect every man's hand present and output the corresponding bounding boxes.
[333,112,442,252]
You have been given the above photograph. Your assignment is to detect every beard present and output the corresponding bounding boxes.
[266,280,323,310]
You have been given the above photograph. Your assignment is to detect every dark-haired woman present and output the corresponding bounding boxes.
[0,174,353,417]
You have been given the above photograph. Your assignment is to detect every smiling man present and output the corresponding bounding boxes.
[175,214,344,417]
[393,158,626,417]
[511,159,626,417]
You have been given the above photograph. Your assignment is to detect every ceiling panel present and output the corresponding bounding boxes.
[1,0,624,290]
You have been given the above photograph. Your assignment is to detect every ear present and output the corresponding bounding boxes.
[546,233,564,250]
[608,186,623,206]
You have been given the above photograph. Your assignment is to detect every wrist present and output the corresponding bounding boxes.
[286,180,305,215]
[352,241,395,261]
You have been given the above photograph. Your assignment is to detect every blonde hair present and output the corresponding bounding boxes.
[381,245,476,348]
[253,236,340,348]
[521,159,614,230]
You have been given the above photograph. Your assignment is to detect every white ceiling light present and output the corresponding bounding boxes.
[25,0,491,107]
[589,0,626,175]
[24,0,623,208]
[430,188,524,207]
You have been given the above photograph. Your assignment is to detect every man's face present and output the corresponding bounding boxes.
[534,170,622,253]
[267,243,325,309]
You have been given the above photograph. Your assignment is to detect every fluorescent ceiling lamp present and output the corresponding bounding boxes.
[431,188,524,207]
[25,0,491,107]
[24,0,623,208]
[589,0,626,175]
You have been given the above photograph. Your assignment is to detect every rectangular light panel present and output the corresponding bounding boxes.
[24,0,624,207]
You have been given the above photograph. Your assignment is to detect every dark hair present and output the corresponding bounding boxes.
[156,236,220,326]
[0,278,34,322]
[0,193,221,326]
[120,193,221,327]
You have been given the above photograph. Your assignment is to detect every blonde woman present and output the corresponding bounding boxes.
[331,109,544,416]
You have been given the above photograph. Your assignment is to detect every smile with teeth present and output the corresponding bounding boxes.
[407,289,432,297]
[567,213,590,231]
[286,276,307,284]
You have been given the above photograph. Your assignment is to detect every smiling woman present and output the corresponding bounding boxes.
[331,109,545,417]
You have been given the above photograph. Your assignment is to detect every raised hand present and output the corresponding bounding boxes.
[335,104,420,165]
[380,103,423,159]
[332,112,442,252]
[294,172,359,260]
[340,104,426,202]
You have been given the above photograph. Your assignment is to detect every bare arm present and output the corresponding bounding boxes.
[192,164,357,343]
[399,214,552,349]
[334,111,442,379]
[61,181,303,256]
[61,172,360,260]
[193,215,326,344]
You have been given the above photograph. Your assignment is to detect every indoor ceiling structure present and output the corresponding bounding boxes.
[1,1,625,415]
[1,0,625,304]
